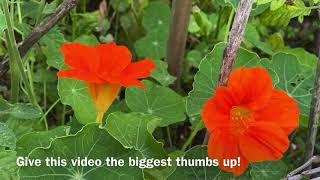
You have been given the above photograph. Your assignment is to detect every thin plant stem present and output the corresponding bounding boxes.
[61,105,66,125]
[166,127,173,147]
[39,98,61,131]
[17,0,22,23]
[224,9,235,42]
[182,120,204,151]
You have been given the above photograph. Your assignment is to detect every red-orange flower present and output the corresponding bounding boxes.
[202,68,300,176]
[58,42,156,124]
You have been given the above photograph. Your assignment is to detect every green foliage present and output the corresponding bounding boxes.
[126,80,186,127]
[105,112,167,158]
[151,60,176,86]
[19,124,144,179]
[135,29,168,60]
[250,161,288,180]
[58,79,97,124]
[0,150,18,180]
[261,0,311,27]
[16,126,70,156]
[262,53,314,116]
[0,122,16,150]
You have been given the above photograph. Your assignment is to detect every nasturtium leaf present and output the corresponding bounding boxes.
[187,50,204,68]
[0,150,18,180]
[126,80,186,127]
[58,79,97,124]
[135,29,168,60]
[142,1,171,32]
[16,126,70,156]
[188,15,201,34]
[283,48,318,72]
[262,53,314,116]
[270,0,285,11]
[261,1,311,28]
[186,42,260,118]
[0,99,42,122]
[5,118,37,138]
[33,68,57,83]
[41,28,68,70]
[105,112,166,158]
[9,104,42,120]
[0,123,16,150]
[73,35,100,46]
[151,60,176,86]
[250,161,287,180]
[19,124,144,180]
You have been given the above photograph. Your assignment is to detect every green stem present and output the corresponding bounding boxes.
[17,0,22,23]
[306,5,320,10]
[224,9,235,42]
[39,98,61,131]
[182,120,204,151]
[2,1,19,103]
[1,0,38,106]
[61,105,66,125]
[166,127,173,147]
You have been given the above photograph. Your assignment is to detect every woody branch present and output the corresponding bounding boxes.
[0,0,79,77]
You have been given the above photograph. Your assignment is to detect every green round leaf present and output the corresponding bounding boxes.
[250,161,287,180]
[125,80,186,127]
[135,29,168,60]
[16,126,70,156]
[262,53,314,116]
[151,60,176,86]
[0,150,18,180]
[0,122,16,150]
[19,124,144,180]
[58,79,97,124]
[105,112,166,158]
[142,2,171,32]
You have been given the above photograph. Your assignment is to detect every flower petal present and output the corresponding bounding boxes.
[208,131,249,176]
[202,87,235,132]
[96,42,132,75]
[121,59,156,79]
[57,70,104,83]
[120,79,146,89]
[61,43,100,72]
[239,121,290,163]
[255,90,300,135]
[228,68,273,110]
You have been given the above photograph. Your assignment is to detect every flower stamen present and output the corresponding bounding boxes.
[230,106,255,133]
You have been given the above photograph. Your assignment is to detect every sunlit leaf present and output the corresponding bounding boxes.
[126,80,186,127]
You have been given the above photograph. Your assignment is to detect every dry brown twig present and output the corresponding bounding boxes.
[0,0,79,77]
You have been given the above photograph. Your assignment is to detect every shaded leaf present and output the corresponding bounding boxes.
[151,60,176,86]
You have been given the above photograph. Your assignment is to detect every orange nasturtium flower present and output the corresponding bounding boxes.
[57,42,156,124]
[202,68,300,176]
